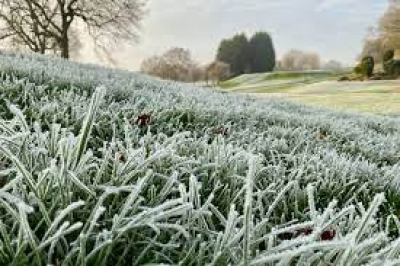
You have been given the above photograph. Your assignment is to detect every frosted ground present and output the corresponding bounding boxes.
[1,52,400,264]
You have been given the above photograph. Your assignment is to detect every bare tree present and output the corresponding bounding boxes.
[141,47,200,82]
[0,0,147,58]
[280,51,297,71]
[0,0,54,54]
[322,60,344,71]
[281,50,321,71]
[141,56,165,78]
[206,61,230,86]
[380,0,400,58]
[162,48,193,81]
[359,37,386,64]
[190,65,205,84]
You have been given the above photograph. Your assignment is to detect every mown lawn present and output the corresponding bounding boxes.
[223,72,400,114]
[286,92,400,114]
[219,71,345,92]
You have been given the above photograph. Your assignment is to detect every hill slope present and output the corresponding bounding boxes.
[0,52,400,265]
[220,70,341,93]
[220,71,400,114]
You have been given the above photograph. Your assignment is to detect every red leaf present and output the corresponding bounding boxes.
[136,114,151,126]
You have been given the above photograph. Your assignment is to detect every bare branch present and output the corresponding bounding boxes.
[0,0,147,58]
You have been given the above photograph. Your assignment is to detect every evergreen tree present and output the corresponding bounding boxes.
[248,32,276,73]
[216,33,249,77]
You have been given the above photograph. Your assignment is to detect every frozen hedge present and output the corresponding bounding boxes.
[0,52,400,265]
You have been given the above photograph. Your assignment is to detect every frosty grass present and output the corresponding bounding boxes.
[1,52,400,265]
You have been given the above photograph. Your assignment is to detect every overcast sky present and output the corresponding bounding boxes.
[81,0,389,70]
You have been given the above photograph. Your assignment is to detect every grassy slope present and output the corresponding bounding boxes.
[283,80,400,114]
[1,53,400,264]
[219,70,343,92]
[221,71,400,114]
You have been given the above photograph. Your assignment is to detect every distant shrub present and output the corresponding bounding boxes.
[354,56,374,77]
[384,59,400,77]
[338,76,350,81]
[354,65,364,75]
[383,50,395,63]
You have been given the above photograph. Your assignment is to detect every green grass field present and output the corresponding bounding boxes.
[219,70,343,92]
[220,72,400,114]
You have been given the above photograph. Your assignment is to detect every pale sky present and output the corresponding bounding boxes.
[80,0,389,70]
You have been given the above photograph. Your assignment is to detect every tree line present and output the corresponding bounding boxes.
[140,47,230,85]
[140,32,344,84]
[140,31,277,84]
[0,0,350,80]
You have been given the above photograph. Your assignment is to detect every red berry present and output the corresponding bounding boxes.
[320,229,336,241]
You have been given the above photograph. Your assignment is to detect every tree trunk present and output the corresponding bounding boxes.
[60,13,70,59]
[39,40,46,54]
[60,35,69,59]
